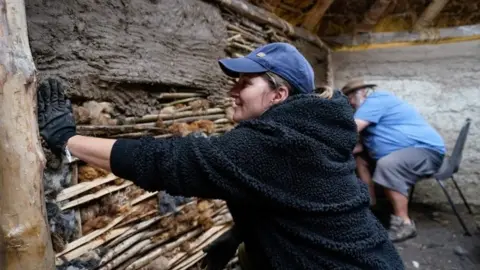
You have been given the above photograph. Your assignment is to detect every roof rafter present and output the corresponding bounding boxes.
[355,0,395,33]
[413,0,450,31]
[301,0,335,33]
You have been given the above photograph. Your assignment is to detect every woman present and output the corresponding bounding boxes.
[38,42,404,269]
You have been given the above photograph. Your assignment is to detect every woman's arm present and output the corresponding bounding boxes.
[36,78,272,205]
[99,131,256,201]
[65,130,258,203]
[66,135,116,171]
[36,77,255,203]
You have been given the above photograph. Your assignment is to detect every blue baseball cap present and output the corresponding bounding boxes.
[218,42,315,94]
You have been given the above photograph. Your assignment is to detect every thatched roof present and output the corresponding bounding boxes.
[248,0,479,38]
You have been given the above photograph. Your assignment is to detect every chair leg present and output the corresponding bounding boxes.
[451,176,473,214]
[436,179,472,236]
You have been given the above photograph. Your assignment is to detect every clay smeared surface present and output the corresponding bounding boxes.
[26,0,230,116]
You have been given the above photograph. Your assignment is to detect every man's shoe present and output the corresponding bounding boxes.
[388,215,417,242]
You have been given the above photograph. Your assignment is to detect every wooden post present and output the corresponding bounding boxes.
[413,0,450,31]
[0,0,55,269]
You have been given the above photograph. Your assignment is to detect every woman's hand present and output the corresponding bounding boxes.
[37,78,123,174]
[37,78,77,155]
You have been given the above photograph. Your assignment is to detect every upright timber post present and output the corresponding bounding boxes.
[0,0,55,269]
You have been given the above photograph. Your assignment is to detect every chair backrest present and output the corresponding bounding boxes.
[449,118,471,173]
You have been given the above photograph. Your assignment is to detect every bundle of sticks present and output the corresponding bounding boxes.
[222,8,291,59]
[73,93,236,139]
[55,168,234,270]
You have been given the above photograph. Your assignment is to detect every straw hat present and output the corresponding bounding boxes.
[341,78,377,95]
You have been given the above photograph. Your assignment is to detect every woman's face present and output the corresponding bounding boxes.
[228,73,288,122]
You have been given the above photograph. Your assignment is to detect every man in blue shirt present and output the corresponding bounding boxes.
[342,78,446,243]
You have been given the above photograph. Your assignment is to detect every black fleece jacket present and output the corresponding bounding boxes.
[110,91,404,270]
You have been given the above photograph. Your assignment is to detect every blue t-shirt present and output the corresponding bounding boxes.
[354,91,446,160]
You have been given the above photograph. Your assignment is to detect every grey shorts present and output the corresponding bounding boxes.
[373,147,444,196]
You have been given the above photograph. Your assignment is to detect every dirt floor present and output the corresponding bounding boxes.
[373,202,480,270]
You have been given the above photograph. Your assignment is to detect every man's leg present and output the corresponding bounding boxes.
[384,189,410,221]
[355,153,376,205]
[372,147,443,242]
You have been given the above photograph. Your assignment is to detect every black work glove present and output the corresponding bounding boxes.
[37,78,77,156]
[202,226,242,270]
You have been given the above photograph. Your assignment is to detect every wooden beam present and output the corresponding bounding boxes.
[355,0,394,33]
[413,0,450,31]
[207,0,330,51]
[0,0,55,269]
[323,23,480,51]
[301,0,335,33]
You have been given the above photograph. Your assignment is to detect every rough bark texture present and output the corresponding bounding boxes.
[25,0,230,116]
[0,0,55,269]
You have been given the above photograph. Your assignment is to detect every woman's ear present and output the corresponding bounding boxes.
[271,86,289,104]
